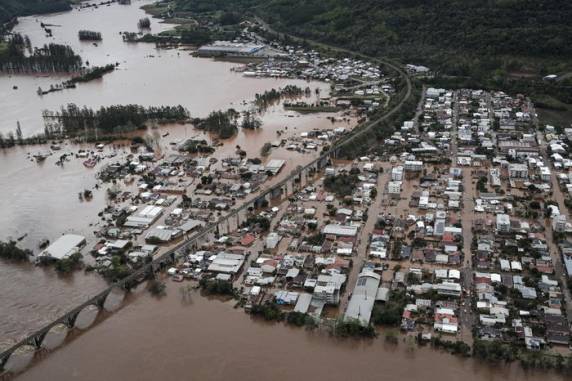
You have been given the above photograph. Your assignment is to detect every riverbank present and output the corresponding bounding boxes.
[13,281,570,381]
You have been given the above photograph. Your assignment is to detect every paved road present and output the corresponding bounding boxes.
[340,167,391,311]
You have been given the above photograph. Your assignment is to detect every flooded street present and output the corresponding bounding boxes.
[0,0,343,344]
[15,282,568,381]
[4,4,563,381]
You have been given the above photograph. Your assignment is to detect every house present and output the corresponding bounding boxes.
[265,232,282,250]
[391,166,404,181]
[496,214,511,233]
[508,163,528,179]
[553,215,567,233]
[265,159,286,175]
[388,181,402,199]
[539,166,551,182]
[435,282,462,297]
[434,308,458,333]
[404,160,423,172]
[313,273,347,305]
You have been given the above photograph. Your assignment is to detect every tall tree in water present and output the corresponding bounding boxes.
[15,121,22,143]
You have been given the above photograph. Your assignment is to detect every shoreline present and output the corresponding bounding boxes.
[1,1,571,380]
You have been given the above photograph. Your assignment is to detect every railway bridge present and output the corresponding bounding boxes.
[0,51,412,375]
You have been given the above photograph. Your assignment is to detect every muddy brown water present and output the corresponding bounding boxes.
[0,1,350,344]
[13,282,569,381]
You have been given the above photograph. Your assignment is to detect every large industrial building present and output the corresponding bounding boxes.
[197,41,264,57]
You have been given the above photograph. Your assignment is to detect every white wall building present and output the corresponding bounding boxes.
[496,213,511,233]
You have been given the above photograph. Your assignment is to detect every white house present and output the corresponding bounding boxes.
[496,213,511,233]
[508,163,528,179]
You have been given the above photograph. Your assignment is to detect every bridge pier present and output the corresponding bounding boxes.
[103,287,126,312]
[318,155,329,170]
[41,324,68,350]
[74,305,99,330]
[300,169,308,187]
[2,345,35,374]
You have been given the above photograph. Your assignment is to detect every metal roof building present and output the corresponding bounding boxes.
[207,252,246,274]
[322,224,358,237]
[197,41,264,57]
[265,159,286,175]
[344,271,381,326]
[38,234,86,260]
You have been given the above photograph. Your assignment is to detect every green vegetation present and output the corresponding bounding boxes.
[138,17,151,29]
[44,104,189,138]
[324,173,359,197]
[472,340,516,362]
[286,311,316,328]
[68,64,116,83]
[260,142,272,156]
[100,255,133,282]
[199,278,236,296]
[430,337,471,357]
[0,0,71,24]
[0,240,32,262]
[305,232,325,246]
[254,85,305,110]
[54,252,83,273]
[372,289,407,326]
[335,318,376,338]
[243,215,271,231]
[369,188,377,199]
[78,30,102,41]
[476,176,488,193]
[250,302,284,321]
[195,109,239,139]
[0,33,82,73]
[173,0,572,125]
[148,279,167,296]
[338,80,421,159]
[240,111,262,129]
[178,139,215,154]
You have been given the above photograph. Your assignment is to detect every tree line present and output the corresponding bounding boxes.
[0,0,71,24]
[43,104,190,137]
[254,85,306,110]
[194,109,239,139]
[0,33,82,73]
[78,30,102,41]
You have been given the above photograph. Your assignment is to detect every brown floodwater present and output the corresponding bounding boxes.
[0,1,349,343]
[14,281,569,381]
[1,3,569,381]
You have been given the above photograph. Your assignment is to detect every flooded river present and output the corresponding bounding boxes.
[0,0,344,343]
[15,282,569,381]
[1,3,570,381]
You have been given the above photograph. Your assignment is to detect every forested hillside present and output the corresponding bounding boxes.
[176,0,571,71]
[0,0,71,24]
[173,0,572,122]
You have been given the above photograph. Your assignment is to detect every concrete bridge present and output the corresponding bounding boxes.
[0,55,412,375]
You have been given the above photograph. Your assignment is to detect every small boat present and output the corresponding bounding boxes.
[33,153,48,162]
[83,158,97,168]
[50,144,61,150]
